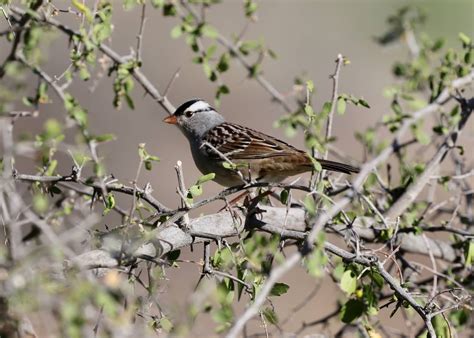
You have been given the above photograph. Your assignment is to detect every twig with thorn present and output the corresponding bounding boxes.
[324,53,344,160]
[175,161,190,228]
[135,3,146,63]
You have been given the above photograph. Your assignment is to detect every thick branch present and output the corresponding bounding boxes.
[73,206,457,269]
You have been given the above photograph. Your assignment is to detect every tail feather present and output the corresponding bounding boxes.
[317,159,360,174]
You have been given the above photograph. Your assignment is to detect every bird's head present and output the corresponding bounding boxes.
[163,99,225,140]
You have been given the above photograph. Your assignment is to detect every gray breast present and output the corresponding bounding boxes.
[189,142,243,187]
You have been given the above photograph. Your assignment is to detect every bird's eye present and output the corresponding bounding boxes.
[185,111,194,118]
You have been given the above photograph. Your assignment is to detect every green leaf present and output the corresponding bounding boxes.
[212,305,233,324]
[148,155,160,162]
[358,98,370,108]
[267,49,277,59]
[44,119,62,139]
[196,173,215,185]
[124,77,134,93]
[321,102,332,116]
[458,32,471,46]
[222,162,237,170]
[433,125,448,135]
[337,97,346,114]
[340,299,365,323]
[159,316,173,332]
[433,312,450,337]
[50,186,62,195]
[201,24,219,39]
[170,25,182,39]
[123,0,138,10]
[217,85,230,96]
[306,80,314,93]
[340,270,357,295]
[45,160,58,176]
[207,45,218,58]
[465,241,474,267]
[94,134,116,143]
[303,195,316,216]
[309,156,322,172]
[306,247,327,277]
[280,189,289,204]
[370,270,384,288]
[33,194,48,213]
[244,0,258,17]
[166,250,181,261]
[124,94,135,110]
[22,96,33,107]
[93,23,112,43]
[188,185,203,198]
[449,309,469,327]
[38,82,48,97]
[151,0,165,8]
[70,107,88,127]
[413,126,430,145]
[162,4,176,16]
[304,104,314,116]
[262,307,278,325]
[465,51,472,64]
[391,100,402,115]
[105,193,116,210]
[217,53,230,73]
[72,0,93,22]
[145,160,152,171]
[431,38,445,52]
[96,290,119,317]
[270,283,289,296]
[94,163,105,177]
[239,40,260,55]
[203,62,213,79]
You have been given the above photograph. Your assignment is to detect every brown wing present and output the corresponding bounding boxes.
[202,123,304,160]
[202,123,360,175]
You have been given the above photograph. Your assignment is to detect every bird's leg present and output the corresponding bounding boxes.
[244,189,274,210]
[217,191,249,212]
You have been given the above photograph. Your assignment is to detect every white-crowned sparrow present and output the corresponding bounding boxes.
[163,99,359,187]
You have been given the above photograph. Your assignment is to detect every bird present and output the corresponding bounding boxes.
[163,99,359,187]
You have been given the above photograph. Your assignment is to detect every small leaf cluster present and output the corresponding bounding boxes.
[35,118,64,171]
[375,6,426,46]
[64,93,89,131]
[186,172,215,203]
[23,81,49,107]
[160,0,276,105]
[110,61,137,110]
[204,233,287,330]
[22,21,53,64]
[69,2,114,82]
[161,1,230,104]
[275,77,370,155]
[336,263,384,324]
[304,232,328,277]
[382,35,472,137]
[237,37,277,77]
[243,0,258,19]
[138,143,160,170]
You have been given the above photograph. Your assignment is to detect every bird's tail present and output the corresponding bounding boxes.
[316,158,360,174]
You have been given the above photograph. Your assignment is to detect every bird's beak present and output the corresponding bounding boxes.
[163,115,177,124]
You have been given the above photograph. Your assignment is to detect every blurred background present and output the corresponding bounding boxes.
[1,0,473,336]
